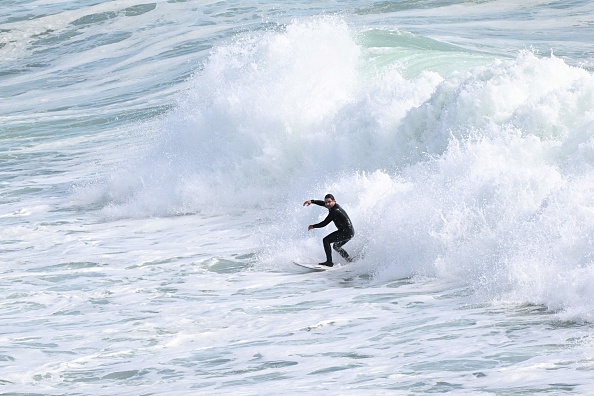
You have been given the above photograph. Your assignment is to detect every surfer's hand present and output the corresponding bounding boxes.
[308,225,314,231]
[303,200,312,206]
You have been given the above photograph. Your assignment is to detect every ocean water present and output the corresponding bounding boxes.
[2,0,594,394]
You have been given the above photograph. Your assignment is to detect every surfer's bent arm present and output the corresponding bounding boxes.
[305,199,332,230]
[311,212,333,229]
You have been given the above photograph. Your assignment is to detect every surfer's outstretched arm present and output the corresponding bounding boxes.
[304,199,325,207]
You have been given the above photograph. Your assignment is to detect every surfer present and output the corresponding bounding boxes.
[303,194,354,267]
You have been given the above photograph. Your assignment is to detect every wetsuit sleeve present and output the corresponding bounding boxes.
[312,211,334,229]
[311,200,325,207]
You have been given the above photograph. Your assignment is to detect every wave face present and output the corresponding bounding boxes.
[82,17,594,320]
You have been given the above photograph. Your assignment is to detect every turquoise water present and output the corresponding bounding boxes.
[2,1,594,394]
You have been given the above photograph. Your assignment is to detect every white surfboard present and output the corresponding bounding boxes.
[293,261,333,271]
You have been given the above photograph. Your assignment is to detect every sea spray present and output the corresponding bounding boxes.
[356,53,594,319]
[263,47,594,320]
[78,17,594,319]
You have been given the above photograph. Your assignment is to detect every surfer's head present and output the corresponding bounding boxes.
[324,194,336,208]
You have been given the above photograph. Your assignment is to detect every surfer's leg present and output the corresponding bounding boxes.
[332,233,353,261]
[322,231,352,265]
[321,232,336,265]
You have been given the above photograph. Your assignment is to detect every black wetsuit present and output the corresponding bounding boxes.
[311,200,355,264]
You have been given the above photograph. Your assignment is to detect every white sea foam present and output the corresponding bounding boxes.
[4,3,594,394]
[78,17,594,322]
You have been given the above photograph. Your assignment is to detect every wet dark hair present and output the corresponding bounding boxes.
[324,194,335,201]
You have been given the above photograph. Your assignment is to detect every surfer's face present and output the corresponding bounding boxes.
[324,199,336,209]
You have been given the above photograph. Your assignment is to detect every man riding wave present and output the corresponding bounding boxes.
[303,194,354,267]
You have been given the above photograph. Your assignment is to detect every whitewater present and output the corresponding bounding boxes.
[2,0,594,394]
